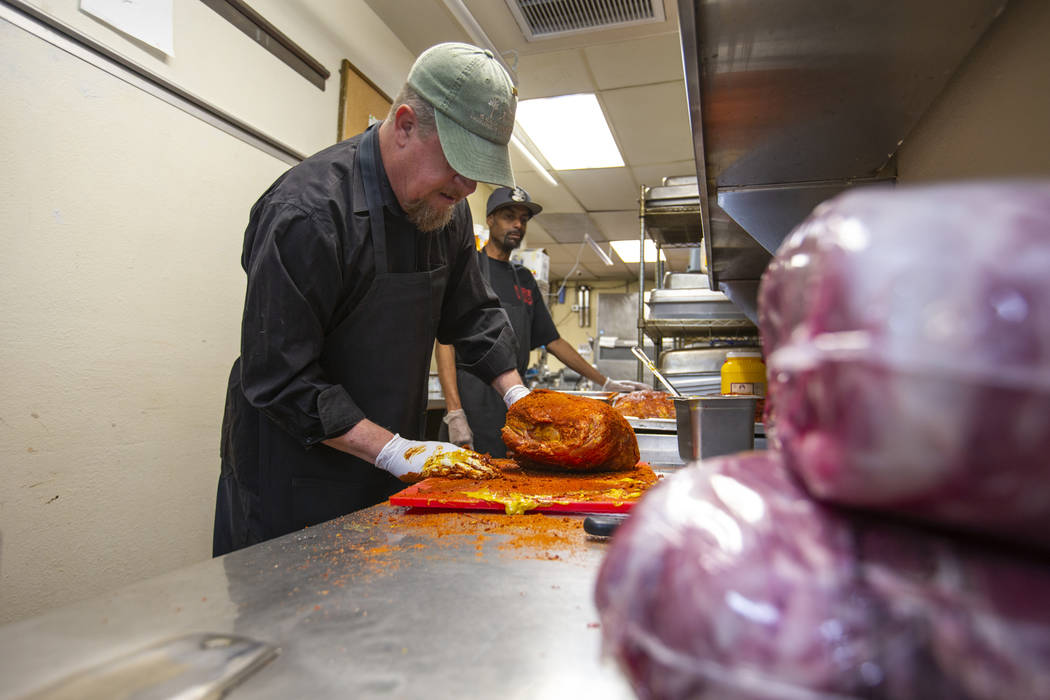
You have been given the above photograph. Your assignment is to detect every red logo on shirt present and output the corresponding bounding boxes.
[516,286,533,305]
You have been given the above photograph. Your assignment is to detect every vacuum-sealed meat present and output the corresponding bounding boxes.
[501,389,639,472]
[757,182,1050,546]
[594,451,1050,700]
[612,390,676,419]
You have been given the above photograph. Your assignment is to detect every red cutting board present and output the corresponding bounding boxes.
[390,482,636,514]
[389,464,659,515]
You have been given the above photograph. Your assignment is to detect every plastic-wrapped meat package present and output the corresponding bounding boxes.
[757,182,1050,546]
[594,451,1050,700]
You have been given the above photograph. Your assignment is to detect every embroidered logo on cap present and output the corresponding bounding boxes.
[510,187,527,202]
[473,95,511,139]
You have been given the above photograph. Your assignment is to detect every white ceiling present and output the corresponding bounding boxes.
[363,0,698,283]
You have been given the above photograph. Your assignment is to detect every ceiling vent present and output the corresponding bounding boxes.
[504,0,664,41]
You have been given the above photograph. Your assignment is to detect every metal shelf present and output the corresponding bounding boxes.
[642,318,757,346]
[640,182,703,247]
[634,181,758,379]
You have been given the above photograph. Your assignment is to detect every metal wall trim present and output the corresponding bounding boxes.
[2,0,305,166]
[199,0,329,91]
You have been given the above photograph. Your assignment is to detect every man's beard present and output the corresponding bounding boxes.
[404,199,455,233]
[495,231,522,253]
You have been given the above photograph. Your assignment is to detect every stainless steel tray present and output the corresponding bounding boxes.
[659,347,739,372]
[667,376,722,395]
[626,417,677,432]
[647,288,748,320]
[637,432,684,466]
[663,272,710,289]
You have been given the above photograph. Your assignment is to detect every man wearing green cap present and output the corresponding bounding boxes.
[213,43,530,555]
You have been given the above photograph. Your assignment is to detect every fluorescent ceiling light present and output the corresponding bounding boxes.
[510,134,557,186]
[515,94,625,170]
[610,239,667,263]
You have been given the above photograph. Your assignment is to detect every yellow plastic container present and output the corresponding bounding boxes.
[721,350,766,397]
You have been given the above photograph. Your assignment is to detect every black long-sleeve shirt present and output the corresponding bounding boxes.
[237,132,517,446]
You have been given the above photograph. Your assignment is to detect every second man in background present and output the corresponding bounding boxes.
[436,186,648,457]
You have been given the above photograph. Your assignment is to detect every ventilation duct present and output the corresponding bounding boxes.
[505,0,664,40]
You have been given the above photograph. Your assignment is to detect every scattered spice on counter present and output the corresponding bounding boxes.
[288,465,664,592]
[292,505,616,590]
[390,510,589,558]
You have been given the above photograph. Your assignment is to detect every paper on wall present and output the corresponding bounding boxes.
[81,0,174,56]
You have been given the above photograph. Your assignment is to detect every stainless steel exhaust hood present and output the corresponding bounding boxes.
[676,0,1009,317]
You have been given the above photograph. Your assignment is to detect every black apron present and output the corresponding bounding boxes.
[444,254,531,458]
[214,126,447,555]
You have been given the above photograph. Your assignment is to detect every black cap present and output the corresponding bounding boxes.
[486,186,543,217]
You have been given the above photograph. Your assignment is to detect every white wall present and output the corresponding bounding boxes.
[897,0,1050,182]
[543,280,640,377]
[25,0,415,155]
[1,0,413,624]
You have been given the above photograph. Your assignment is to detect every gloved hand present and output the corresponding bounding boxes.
[602,378,651,393]
[502,384,530,407]
[375,433,498,483]
[443,408,474,448]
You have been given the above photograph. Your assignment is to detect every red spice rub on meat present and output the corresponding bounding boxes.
[501,389,639,472]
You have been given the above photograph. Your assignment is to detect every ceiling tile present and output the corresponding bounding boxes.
[555,168,638,212]
[579,261,619,279]
[590,210,640,241]
[547,244,584,272]
[519,219,554,246]
[514,50,594,99]
[631,160,699,189]
[603,82,693,165]
[546,258,665,284]
[512,172,585,213]
[550,263,591,285]
[545,241,618,277]
[585,33,684,90]
[537,213,600,243]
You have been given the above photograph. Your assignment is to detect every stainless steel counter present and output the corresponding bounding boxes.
[0,504,636,699]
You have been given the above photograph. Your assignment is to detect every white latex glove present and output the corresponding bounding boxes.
[602,378,651,393]
[375,434,498,483]
[502,384,530,407]
[443,408,474,449]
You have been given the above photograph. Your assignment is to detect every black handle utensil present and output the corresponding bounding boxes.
[583,514,629,537]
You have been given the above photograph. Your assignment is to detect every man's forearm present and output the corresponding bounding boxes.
[546,338,606,386]
[323,419,394,463]
[491,368,525,396]
[434,342,463,411]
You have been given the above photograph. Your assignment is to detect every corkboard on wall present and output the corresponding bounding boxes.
[337,59,393,141]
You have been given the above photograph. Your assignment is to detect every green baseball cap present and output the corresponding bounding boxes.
[408,42,517,188]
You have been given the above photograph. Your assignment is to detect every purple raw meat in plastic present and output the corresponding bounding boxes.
[757,182,1050,546]
[594,451,1050,699]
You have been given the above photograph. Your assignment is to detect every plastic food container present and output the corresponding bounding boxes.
[720,350,766,396]
[721,350,766,422]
